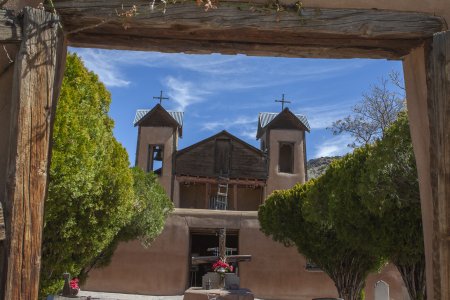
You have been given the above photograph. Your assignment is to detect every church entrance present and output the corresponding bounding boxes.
[189,229,239,287]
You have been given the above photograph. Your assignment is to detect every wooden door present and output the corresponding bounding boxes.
[214,139,231,176]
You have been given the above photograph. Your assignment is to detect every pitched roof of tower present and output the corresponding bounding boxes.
[257,108,310,139]
[134,104,183,137]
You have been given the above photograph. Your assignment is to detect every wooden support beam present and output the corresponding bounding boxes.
[3,7,66,300]
[233,184,237,211]
[177,175,266,187]
[0,9,22,43]
[427,30,450,300]
[205,183,210,209]
[192,255,252,265]
[53,1,446,59]
[0,203,4,241]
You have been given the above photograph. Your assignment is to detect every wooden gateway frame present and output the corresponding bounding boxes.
[0,1,449,299]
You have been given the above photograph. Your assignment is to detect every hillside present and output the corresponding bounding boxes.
[307,156,341,179]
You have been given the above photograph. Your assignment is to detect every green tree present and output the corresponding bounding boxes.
[259,182,382,300]
[359,112,425,300]
[79,167,173,279]
[40,53,134,295]
[317,113,425,300]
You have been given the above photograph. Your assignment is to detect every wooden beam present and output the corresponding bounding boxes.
[0,203,4,241]
[233,184,237,211]
[68,32,417,59]
[427,30,450,300]
[192,255,252,265]
[205,183,210,209]
[177,175,266,187]
[0,9,22,43]
[53,1,446,59]
[3,7,66,300]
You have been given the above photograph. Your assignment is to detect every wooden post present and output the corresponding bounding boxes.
[205,183,210,209]
[219,228,226,260]
[427,30,450,300]
[0,203,4,241]
[403,45,435,300]
[233,184,237,211]
[3,7,66,300]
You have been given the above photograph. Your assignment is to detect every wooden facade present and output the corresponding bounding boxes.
[175,131,267,180]
[178,183,264,211]
[0,1,449,299]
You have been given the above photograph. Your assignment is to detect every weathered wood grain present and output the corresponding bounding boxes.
[176,175,266,187]
[3,7,66,300]
[175,132,267,180]
[53,1,446,58]
[0,42,19,300]
[0,202,4,241]
[0,9,22,42]
[69,32,414,59]
[427,30,450,300]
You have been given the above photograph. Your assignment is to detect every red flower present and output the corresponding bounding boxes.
[212,259,233,273]
[69,278,80,290]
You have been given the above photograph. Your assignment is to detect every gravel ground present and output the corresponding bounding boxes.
[75,291,263,300]
[77,291,184,299]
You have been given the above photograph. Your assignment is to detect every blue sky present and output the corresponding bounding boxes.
[72,48,404,165]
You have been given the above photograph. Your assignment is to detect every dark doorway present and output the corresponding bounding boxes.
[189,229,238,287]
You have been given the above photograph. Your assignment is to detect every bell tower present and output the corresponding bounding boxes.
[256,108,310,195]
[134,104,183,202]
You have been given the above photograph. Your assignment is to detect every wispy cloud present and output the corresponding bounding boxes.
[164,76,211,111]
[240,129,257,140]
[201,116,256,131]
[200,116,257,140]
[77,49,131,87]
[300,102,354,129]
[73,48,371,93]
[313,134,353,158]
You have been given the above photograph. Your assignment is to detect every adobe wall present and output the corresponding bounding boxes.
[84,209,409,300]
[266,129,306,195]
[136,126,175,199]
[83,213,190,295]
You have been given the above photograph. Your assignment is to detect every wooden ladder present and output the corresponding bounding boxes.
[210,176,229,210]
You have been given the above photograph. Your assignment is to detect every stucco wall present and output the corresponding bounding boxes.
[266,129,306,195]
[84,209,409,300]
[136,126,175,198]
[83,214,190,295]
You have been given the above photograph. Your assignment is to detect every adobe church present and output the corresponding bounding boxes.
[84,102,409,300]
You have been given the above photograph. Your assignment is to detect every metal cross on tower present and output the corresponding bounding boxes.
[153,90,169,105]
[275,93,291,110]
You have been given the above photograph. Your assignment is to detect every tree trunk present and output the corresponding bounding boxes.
[395,257,426,300]
[327,254,371,300]
[333,273,365,300]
